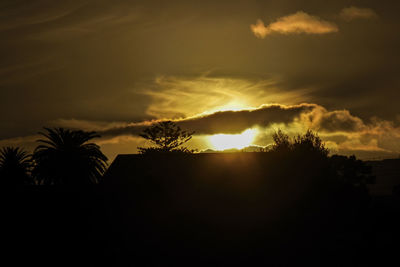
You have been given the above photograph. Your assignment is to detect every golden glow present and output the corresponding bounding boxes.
[198,101,254,116]
[209,128,257,150]
[212,101,251,112]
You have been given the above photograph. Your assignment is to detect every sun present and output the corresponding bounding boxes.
[209,128,257,151]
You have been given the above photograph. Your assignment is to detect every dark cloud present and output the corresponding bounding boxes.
[311,109,365,133]
[101,104,315,136]
[2,102,400,160]
[319,112,363,132]
[179,104,314,134]
[96,102,400,160]
[97,102,377,137]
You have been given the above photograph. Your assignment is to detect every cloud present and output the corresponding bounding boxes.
[0,2,85,32]
[141,75,312,119]
[49,118,129,132]
[340,7,378,21]
[251,11,338,38]
[0,1,141,41]
[94,102,393,156]
[297,106,366,133]
[99,103,316,136]
[29,12,140,41]
[178,104,315,134]
[2,103,400,160]
[97,103,400,159]
[36,103,400,140]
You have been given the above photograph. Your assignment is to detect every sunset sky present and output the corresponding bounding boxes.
[1,0,400,160]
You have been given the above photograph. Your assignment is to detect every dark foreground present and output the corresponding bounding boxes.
[2,153,400,266]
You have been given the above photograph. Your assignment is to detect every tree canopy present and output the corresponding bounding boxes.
[138,121,195,154]
[271,129,329,157]
[0,147,32,186]
[32,127,108,185]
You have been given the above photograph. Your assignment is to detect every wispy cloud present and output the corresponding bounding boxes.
[251,11,338,38]
[339,6,378,21]
[140,75,312,119]
[0,1,141,41]
[29,12,140,41]
[0,2,86,32]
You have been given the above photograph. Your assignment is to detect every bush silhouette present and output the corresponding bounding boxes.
[271,129,328,157]
[293,130,329,157]
[271,129,291,152]
[138,121,195,154]
[268,129,373,201]
[0,146,32,186]
[32,127,108,185]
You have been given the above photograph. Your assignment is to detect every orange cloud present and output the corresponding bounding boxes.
[251,11,338,38]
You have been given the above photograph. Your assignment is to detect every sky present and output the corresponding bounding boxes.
[1,0,400,161]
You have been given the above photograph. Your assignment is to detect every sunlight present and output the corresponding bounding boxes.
[207,101,253,114]
[209,128,257,150]
[215,101,249,112]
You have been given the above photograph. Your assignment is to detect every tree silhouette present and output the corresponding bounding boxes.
[138,121,194,154]
[271,129,291,152]
[292,130,329,157]
[32,128,108,185]
[271,129,328,157]
[0,147,32,186]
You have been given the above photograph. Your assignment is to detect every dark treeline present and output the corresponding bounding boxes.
[0,127,108,186]
[1,123,399,266]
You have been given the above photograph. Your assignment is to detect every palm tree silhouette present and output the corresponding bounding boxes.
[0,147,32,186]
[32,128,108,185]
